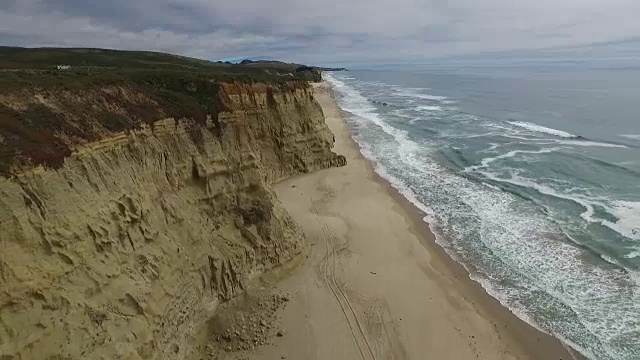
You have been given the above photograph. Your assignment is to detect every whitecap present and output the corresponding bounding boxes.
[508,121,578,138]
[625,250,640,259]
[444,132,500,139]
[394,88,449,101]
[464,148,558,172]
[602,201,640,241]
[414,105,443,112]
[557,140,627,148]
[481,172,640,241]
[480,143,503,153]
[390,109,414,119]
[619,134,640,141]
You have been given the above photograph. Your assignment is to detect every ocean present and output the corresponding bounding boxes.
[324,61,640,360]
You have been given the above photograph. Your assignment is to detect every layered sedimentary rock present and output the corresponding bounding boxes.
[0,82,345,359]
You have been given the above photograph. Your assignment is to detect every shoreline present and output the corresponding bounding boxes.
[332,83,583,360]
[256,81,579,360]
[366,137,584,360]
[333,98,585,360]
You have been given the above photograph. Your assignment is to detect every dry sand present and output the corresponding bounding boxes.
[255,82,579,360]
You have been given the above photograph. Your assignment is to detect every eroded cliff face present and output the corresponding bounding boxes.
[0,82,345,359]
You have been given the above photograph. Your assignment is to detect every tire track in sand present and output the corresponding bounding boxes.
[310,197,376,360]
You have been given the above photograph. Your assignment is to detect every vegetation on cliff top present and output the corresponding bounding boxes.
[0,47,323,177]
[0,47,322,80]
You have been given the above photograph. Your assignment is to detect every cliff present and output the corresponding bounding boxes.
[0,79,345,359]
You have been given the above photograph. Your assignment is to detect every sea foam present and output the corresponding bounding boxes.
[414,105,443,112]
[620,134,640,141]
[325,73,640,360]
[557,140,628,148]
[394,87,449,101]
[508,121,578,138]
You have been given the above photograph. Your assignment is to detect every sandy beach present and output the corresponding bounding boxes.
[255,82,577,360]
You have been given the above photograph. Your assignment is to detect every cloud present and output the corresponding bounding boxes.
[1,0,640,64]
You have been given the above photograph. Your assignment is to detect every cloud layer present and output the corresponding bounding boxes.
[1,0,639,64]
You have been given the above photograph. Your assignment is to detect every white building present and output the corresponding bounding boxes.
[56,65,71,70]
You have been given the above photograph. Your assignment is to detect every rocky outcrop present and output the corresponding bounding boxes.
[0,82,345,359]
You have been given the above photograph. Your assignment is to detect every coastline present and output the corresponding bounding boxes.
[256,81,579,360]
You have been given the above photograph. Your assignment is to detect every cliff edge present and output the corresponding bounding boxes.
[0,54,345,359]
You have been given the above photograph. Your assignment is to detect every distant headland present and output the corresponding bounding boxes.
[216,58,348,71]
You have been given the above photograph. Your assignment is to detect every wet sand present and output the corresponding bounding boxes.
[256,82,579,360]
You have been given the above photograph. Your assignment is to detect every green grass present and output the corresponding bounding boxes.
[0,47,217,70]
[0,47,321,82]
[0,47,322,176]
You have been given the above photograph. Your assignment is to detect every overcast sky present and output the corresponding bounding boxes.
[1,0,639,64]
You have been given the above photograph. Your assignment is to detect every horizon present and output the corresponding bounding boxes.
[4,41,640,71]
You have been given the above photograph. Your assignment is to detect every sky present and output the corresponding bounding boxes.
[1,0,640,65]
